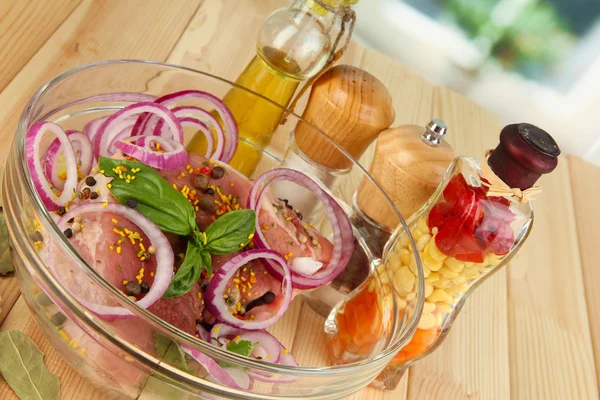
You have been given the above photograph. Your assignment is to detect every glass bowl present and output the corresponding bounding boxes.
[2,60,424,399]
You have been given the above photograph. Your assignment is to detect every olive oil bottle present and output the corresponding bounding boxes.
[186,0,359,176]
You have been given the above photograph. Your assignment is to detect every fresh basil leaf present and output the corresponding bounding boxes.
[163,240,204,298]
[154,333,193,373]
[226,340,256,357]
[99,157,196,236]
[219,339,257,369]
[200,249,212,277]
[0,331,60,400]
[204,210,256,255]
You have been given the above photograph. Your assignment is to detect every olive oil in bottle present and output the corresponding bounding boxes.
[186,0,359,176]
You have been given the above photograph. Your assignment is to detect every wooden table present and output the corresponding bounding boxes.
[0,1,599,399]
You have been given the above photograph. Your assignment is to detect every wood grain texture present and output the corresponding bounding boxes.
[407,87,511,400]
[569,156,600,393]
[0,1,599,399]
[507,159,597,399]
[0,0,80,92]
[0,276,19,325]
[0,297,109,400]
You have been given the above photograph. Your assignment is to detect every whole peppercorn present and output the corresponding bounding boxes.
[85,176,97,186]
[193,174,210,190]
[125,281,142,297]
[210,166,225,180]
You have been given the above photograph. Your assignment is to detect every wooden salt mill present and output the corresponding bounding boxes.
[356,119,455,230]
[292,64,396,170]
[275,65,395,211]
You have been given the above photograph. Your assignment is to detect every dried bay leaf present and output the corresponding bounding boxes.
[0,331,60,400]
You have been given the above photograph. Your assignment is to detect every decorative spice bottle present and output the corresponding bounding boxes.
[326,123,561,390]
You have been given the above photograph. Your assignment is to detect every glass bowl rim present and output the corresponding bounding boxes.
[12,59,425,380]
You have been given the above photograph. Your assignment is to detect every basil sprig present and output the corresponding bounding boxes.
[99,158,196,236]
[98,158,256,298]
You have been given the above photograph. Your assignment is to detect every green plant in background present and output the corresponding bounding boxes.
[443,0,576,78]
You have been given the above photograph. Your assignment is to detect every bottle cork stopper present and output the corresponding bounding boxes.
[488,123,560,190]
[357,121,455,229]
[294,65,395,170]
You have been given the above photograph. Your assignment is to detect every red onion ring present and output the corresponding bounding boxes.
[209,324,282,363]
[179,117,214,158]
[95,103,182,159]
[26,122,78,211]
[133,91,237,162]
[83,116,109,145]
[56,203,174,318]
[204,250,292,330]
[196,324,210,342]
[115,136,188,170]
[157,106,227,160]
[248,169,354,289]
[181,344,252,390]
[42,130,93,190]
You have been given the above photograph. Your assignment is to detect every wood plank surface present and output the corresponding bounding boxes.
[568,156,600,394]
[1,1,599,399]
[507,160,597,399]
[0,0,80,92]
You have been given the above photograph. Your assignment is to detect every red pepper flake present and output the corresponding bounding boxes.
[200,166,211,175]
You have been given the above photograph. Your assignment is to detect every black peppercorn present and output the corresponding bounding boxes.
[125,281,142,297]
[210,166,225,180]
[204,187,215,196]
[127,198,138,208]
[85,176,97,186]
[140,281,150,293]
[51,312,66,327]
[193,173,210,190]
[262,291,276,304]
[198,195,217,212]
[63,228,73,238]
[38,293,53,307]
[57,207,66,216]
[30,231,43,242]
[90,192,99,200]
[67,218,74,223]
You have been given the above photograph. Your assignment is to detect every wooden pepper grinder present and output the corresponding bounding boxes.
[356,119,455,229]
[275,65,395,209]
[293,64,395,170]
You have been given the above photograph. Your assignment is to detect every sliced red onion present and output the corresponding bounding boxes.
[290,257,324,276]
[204,250,292,330]
[56,203,174,318]
[248,169,353,289]
[209,324,282,363]
[26,122,78,211]
[160,106,226,160]
[115,136,188,170]
[196,324,210,342]
[179,117,214,158]
[83,116,109,145]
[95,103,182,159]
[175,107,224,160]
[43,130,93,190]
[135,91,237,162]
[181,344,252,390]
